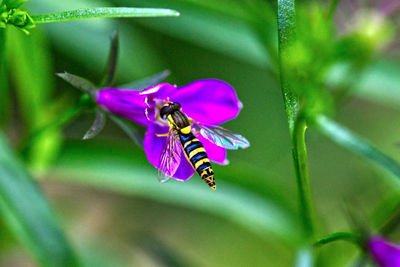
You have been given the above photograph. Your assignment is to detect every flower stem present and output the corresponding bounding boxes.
[277,0,315,240]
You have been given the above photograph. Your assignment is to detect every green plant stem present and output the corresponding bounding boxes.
[277,0,297,131]
[314,232,360,247]
[277,0,315,240]
[32,7,180,24]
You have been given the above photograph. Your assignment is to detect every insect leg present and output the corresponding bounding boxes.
[155,126,173,137]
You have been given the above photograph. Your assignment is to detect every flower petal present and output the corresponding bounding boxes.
[143,123,168,168]
[97,89,148,126]
[140,83,177,97]
[140,83,178,122]
[144,124,195,181]
[169,79,242,125]
[369,236,400,267]
[172,155,196,181]
[197,134,228,165]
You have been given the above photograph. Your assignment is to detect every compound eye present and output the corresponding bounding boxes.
[160,106,170,119]
[170,102,181,111]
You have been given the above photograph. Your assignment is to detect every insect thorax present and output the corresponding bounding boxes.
[160,102,190,130]
[169,110,190,130]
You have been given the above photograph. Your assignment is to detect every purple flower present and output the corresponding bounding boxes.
[96,79,244,181]
[369,236,400,267]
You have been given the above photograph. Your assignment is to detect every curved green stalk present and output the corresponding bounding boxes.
[277,0,315,240]
[292,117,314,238]
[314,232,360,247]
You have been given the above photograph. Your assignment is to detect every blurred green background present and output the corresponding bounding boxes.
[0,0,399,266]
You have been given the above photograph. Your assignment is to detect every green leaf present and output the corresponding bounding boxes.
[83,110,106,140]
[57,72,97,96]
[3,0,27,9]
[49,141,300,245]
[31,7,180,24]
[108,114,143,148]
[0,133,80,266]
[118,69,170,90]
[100,30,119,87]
[314,115,400,184]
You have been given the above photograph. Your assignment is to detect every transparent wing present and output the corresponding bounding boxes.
[193,122,250,150]
[158,129,182,183]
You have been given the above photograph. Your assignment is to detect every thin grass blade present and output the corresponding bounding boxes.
[0,133,80,266]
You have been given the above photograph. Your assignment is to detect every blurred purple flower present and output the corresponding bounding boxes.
[96,79,242,181]
[335,0,399,41]
[369,236,400,267]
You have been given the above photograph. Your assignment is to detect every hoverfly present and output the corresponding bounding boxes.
[157,101,249,190]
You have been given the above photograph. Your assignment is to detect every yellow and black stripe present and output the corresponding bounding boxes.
[179,131,216,190]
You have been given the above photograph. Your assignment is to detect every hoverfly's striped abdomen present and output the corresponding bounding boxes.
[179,132,216,190]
